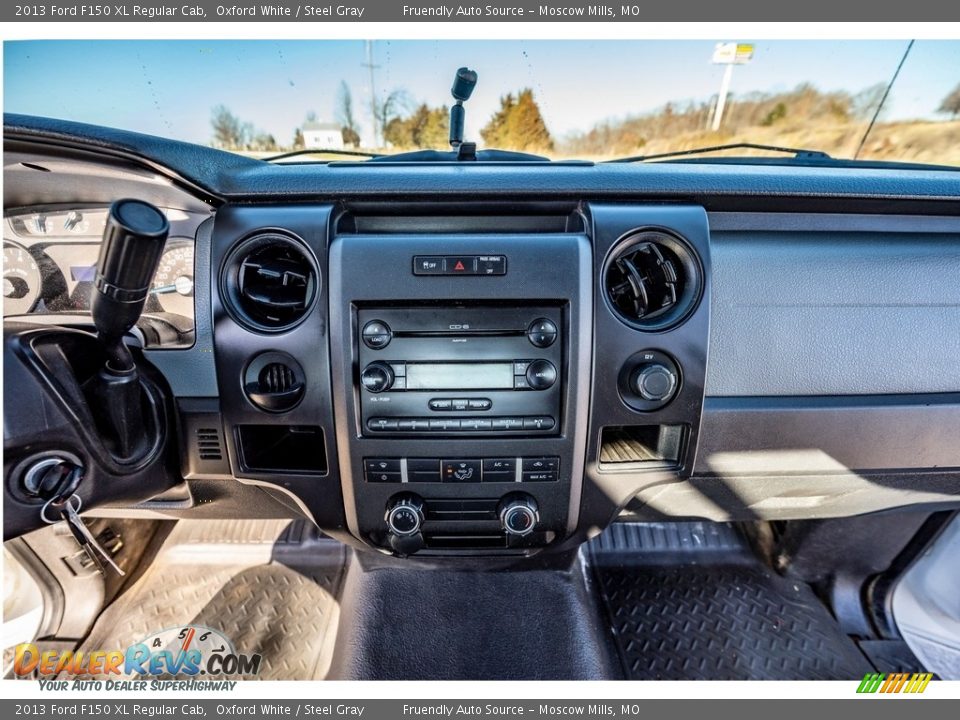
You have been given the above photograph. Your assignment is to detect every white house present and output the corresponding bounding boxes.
[302,121,344,150]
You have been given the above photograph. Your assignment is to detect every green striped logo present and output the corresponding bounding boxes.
[857,672,933,694]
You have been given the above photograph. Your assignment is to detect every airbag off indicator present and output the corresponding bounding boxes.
[413,255,507,276]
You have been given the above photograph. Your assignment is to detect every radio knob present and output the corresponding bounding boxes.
[499,495,539,537]
[361,361,395,393]
[632,363,678,402]
[362,320,392,349]
[526,318,558,348]
[386,496,424,536]
[525,359,557,390]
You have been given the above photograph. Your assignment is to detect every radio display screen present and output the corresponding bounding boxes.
[406,363,514,390]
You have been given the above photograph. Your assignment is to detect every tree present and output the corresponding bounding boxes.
[336,81,362,147]
[292,127,305,150]
[851,83,888,121]
[480,88,554,153]
[372,89,410,147]
[938,82,960,119]
[383,103,448,149]
[210,105,246,149]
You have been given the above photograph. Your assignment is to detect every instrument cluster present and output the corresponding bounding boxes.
[3,207,195,324]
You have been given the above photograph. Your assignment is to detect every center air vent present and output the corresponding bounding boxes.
[221,233,318,332]
[604,230,702,331]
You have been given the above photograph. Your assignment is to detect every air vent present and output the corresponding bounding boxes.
[258,363,296,394]
[221,233,318,332]
[604,230,702,331]
[243,352,306,413]
[196,428,223,461]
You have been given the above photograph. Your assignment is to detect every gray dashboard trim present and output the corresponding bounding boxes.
[144,217,218,397]
[707,216,960,396]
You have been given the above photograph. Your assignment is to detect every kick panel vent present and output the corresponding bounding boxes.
[222,233,318,332]
[196,427,223,461]
[604,230,702,331]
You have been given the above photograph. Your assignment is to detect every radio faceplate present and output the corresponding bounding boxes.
[357,306,564,436]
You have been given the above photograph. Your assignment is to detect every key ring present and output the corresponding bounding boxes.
[41,493,82,525]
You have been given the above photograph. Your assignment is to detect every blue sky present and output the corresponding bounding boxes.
[4,40,959,147]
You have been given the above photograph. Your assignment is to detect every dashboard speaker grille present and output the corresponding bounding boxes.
[196,428,223,461]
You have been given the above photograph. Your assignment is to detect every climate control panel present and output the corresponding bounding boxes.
[364,456,560,483]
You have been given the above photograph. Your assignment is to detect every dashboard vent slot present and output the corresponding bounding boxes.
[222,233,318,332]
[604,230,702,331]
[258,363,296,394]
[195,427,223,461]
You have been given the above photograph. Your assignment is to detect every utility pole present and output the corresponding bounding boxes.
[363,40,380,147]
[710,42,754,132]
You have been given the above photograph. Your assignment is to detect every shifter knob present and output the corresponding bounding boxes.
[91,199,169,366]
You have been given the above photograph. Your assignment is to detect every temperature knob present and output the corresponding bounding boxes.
[499,495,540,537]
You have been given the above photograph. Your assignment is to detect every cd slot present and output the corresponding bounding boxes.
[394,329,522,338]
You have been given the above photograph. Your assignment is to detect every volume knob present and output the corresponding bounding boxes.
[361,361,394,393]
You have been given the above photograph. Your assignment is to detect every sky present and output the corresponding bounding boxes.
[4,39,959,148]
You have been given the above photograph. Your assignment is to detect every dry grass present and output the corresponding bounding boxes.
[557,119,960,166]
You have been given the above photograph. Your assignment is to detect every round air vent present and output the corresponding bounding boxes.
[243,352,305,413]
[603,230,702,331]
[221,233,318,332]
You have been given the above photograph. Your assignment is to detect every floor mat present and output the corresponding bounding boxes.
[590,522,873,680]
[71,519,345,680]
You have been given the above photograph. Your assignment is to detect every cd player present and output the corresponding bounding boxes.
[356,306,563,435]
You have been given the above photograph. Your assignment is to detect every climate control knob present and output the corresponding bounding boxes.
[386,496,425,536]
[361,361,395,393]
[631,363,678,402]
[499,495,540,537]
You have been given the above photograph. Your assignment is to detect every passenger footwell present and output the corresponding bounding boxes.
[589,522,873,680]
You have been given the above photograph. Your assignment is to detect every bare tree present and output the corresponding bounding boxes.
[938,82,960,119]
[336,81,361,147]
[373,89,410,147]
[210,105,245,149]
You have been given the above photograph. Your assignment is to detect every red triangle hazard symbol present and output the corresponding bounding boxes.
[454,260,465,271]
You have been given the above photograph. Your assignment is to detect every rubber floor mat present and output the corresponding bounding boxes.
[70,519,345,680]
[589,522,873,680]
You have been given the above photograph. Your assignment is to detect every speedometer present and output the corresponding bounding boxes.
[3,241,42,316]
[150,241,195,318]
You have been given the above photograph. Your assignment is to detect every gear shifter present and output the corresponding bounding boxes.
[89,199,169,459]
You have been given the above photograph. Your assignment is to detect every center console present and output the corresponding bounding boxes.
[208,203,710,558]
[329,224,593,554]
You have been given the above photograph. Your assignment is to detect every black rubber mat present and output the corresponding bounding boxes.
[590,522,873,680]
[69,519,345,680]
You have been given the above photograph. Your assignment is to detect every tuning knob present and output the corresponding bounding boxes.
[499,495,539,537]
[631,363,678,402]
[361,361,395,393]
[386,496,424,536]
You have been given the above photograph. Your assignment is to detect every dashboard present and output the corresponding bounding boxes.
[3,113,960,553]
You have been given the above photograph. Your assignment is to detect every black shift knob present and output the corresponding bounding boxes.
[92,199,169,351]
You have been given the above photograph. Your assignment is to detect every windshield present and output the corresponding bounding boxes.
[5,39,960,166]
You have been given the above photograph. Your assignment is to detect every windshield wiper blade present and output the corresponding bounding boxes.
[607,142,832,163]
[262,148,385,162]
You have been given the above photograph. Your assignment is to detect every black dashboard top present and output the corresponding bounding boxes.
[5,113,959,212]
